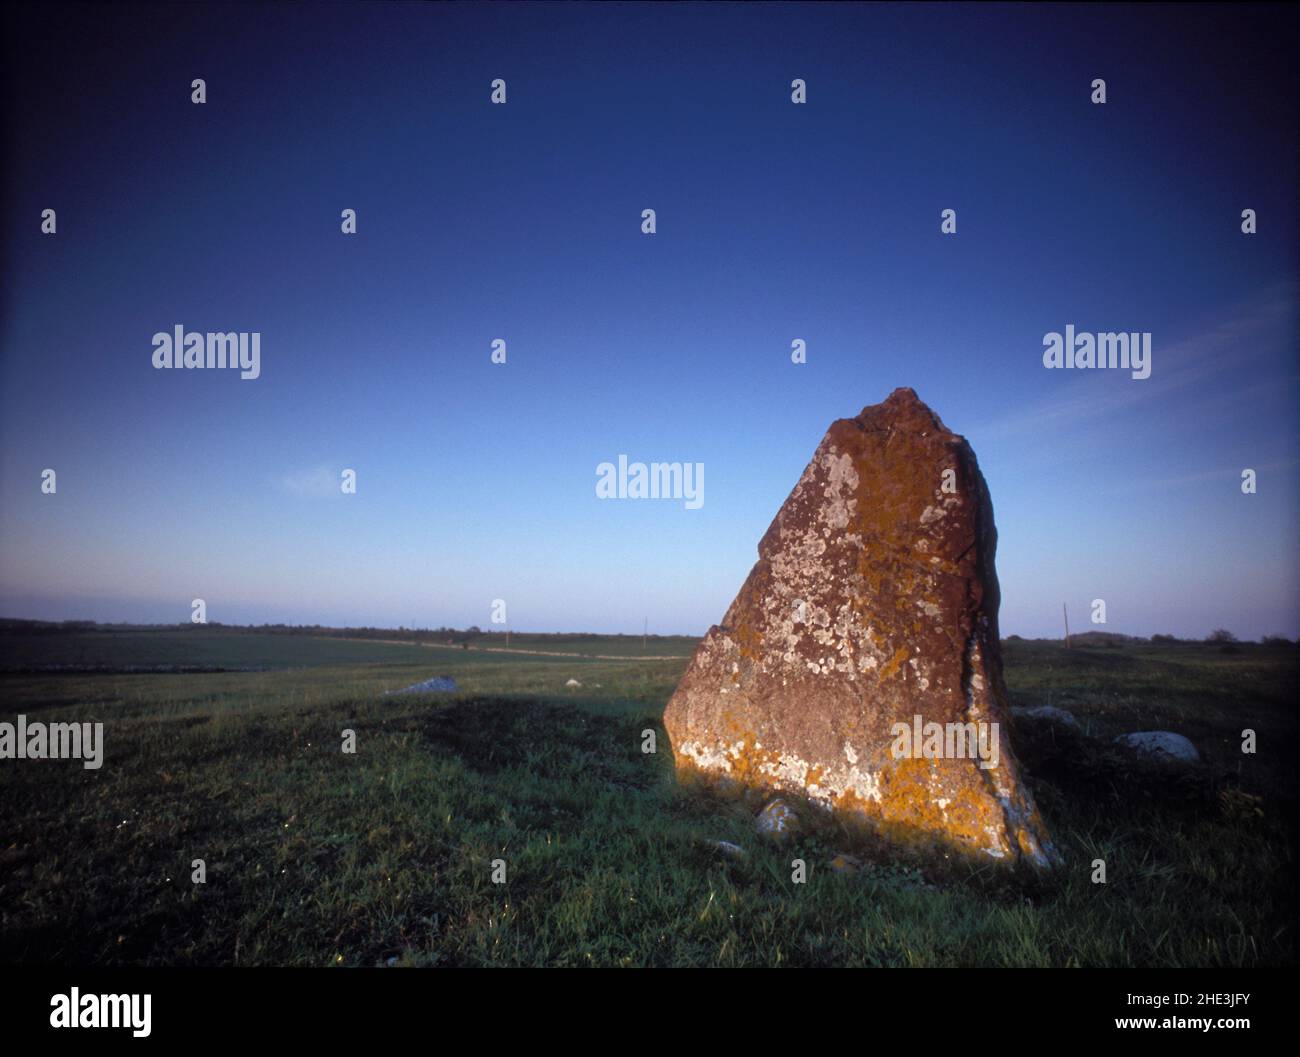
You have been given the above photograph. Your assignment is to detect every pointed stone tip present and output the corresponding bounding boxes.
[854,387,950,435]
[859,388,926,418]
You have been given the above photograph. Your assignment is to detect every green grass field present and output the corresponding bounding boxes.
[1,629,1295,967]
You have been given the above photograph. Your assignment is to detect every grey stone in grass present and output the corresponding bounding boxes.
[1113,731,1200,764]
[756,798,800,843]
[386,676,458,695]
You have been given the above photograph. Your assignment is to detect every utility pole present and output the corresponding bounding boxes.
[1063,603,1071,649]
[643,617,648,652]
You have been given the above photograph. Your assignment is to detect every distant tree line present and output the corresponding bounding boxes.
[1003,627,1294,647]
[0,618,685,644]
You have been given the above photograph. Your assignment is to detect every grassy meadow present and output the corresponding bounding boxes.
[1,628,1295,967]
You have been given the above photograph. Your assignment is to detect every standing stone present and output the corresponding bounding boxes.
[663,389,1057,868]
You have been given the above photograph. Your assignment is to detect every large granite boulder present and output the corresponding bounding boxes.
[663,388,1057,868]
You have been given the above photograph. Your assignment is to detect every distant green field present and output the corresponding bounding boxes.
[0,630,1295,967]
[0,629,698,671]
[0,631,432,671]
[448,632,699,658]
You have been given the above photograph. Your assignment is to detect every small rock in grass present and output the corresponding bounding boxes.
[713,840,746,859]
[565,678,582,687]
[1113,731,1199,764]
[756,798,800,843]
[385,676,457,695]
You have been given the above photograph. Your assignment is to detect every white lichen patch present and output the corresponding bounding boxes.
[821,450,859,530]
[837,766,883,804]
[769,754,810,787]
[687,739,883,808]
[983,824,1009,859]
[678,739,747,773]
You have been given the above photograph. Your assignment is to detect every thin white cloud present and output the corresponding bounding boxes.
[276,464,343,498]
[1100,457,1297,495]
[969,280,1299,441]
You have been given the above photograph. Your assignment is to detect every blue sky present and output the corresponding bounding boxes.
[1,2,1296,639]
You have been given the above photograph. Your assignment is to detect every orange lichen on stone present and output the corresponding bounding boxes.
[878,645,910,682]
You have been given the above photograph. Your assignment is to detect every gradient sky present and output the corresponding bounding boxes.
[2,2,1297,639]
